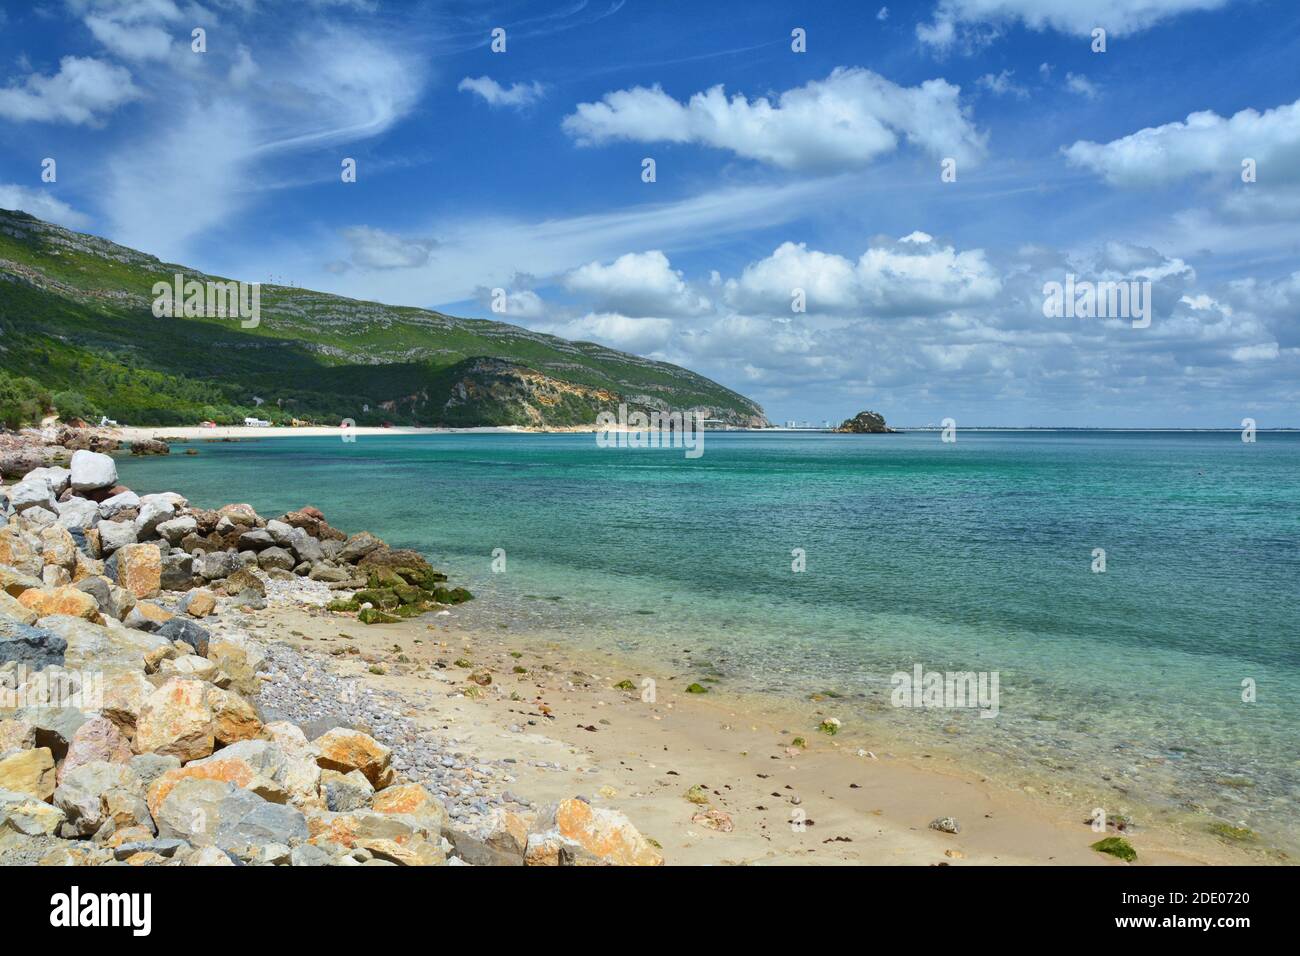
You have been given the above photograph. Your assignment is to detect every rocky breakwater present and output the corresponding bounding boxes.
[0,450,663,866]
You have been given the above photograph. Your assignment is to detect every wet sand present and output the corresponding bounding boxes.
[252,599,1266,866]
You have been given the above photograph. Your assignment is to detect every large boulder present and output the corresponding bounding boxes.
[372,782,448,832]
[195,550,242,581]
[154,515,196,546]
[134,499,177,538]
[0,527,42,576]
[155,777,308,851]
[207,688,262,745]
[305,809,444,866]
[338,531,383,564]
[39,525,78,571]
[160,551,194,591]
[53,759,142,837]
[41,615,168,673]
[23,466,71,496]
[0,787,65,835]
[9,477,57,514]
[98,490,141,520]
[134,678,215,761]
[0,747,57,800]
[55,497,99,532]
[96,519,137,555]
[0,619,67,669]
[313,728,393,788]
[157,617,210,657]
[0,590,39,625]
[257,547,296,572]
[17,586,101,622]
[0,565,43,598]
[524,798,664,866]
[287,528,323,564]
[114,543,162,599]
[69,450,118,492]
[58,715,133,784]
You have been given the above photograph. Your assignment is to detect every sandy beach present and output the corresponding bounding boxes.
[116,425,609,442]
[252,596,1265,866]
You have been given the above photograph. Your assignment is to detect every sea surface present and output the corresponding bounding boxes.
[117,430,1300,851]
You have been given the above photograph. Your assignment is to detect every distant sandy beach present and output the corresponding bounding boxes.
[117,425,588,441]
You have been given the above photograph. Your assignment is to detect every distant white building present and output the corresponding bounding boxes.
[243,417,270,427]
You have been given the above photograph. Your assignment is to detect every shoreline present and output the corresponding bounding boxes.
[2,427,1278,865]
[253,598,1265,865]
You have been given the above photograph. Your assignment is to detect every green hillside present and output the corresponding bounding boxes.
[0,209,768,428]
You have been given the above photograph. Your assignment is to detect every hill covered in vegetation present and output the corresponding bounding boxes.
[0,209,768,429]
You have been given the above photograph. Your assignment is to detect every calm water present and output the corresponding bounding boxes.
[118,431,1300,848]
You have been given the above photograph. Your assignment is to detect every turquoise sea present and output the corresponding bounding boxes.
[117,431,1300,851]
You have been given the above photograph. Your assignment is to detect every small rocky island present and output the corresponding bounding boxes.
[833,410,894,433]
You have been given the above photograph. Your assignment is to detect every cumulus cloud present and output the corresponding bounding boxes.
[562,67,986,171]
[458,76,545,109]
[539,313,677,355]
[724,233,1002,317]
[338,226,438,270]
[564,251,710,317]
[918,0,1233,49]
[0,184,91,229]
[1064,97,1300,186]
[0,56,140,125]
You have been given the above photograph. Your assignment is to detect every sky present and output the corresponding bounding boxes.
[1,0,1299,427]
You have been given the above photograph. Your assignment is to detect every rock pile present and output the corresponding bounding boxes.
[0,449,662,866]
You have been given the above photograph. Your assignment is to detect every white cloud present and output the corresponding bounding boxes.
[539,312,677,354]
[339,226,437,269]
[0,184,91,229]
[724,234,1002,317]
[458,76,545,109]
[1065,72,1100,99]
[977,69,1028,98]
[562,67,986,171]
[918,0,1233,49]
[564,250,710,317]
[84,15,173,60]
[0,56,140,125]
[1064,97,1300,187]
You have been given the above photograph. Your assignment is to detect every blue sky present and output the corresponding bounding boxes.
[2,0,1299,426]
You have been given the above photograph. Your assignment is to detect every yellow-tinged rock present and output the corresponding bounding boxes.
[100,669,155,735]
[0,590,39,625]
[306,809,444,866]
[0,526,41,576]
[0,747,57,800]
[207,687,263,745]
[371,782,448,831]
[116,543,162,599]
[184,589,216,618]
[131,601,174,628]
[313,728,392,787]
[0,717,36,751]
[73,551,104,583]
[40,525,78,571]
[524,798,664,866]
[146,756,257,819]
[18,585,101,622]
[134,678,214,761]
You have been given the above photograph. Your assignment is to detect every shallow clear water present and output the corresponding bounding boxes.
[118,431,1300,848]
